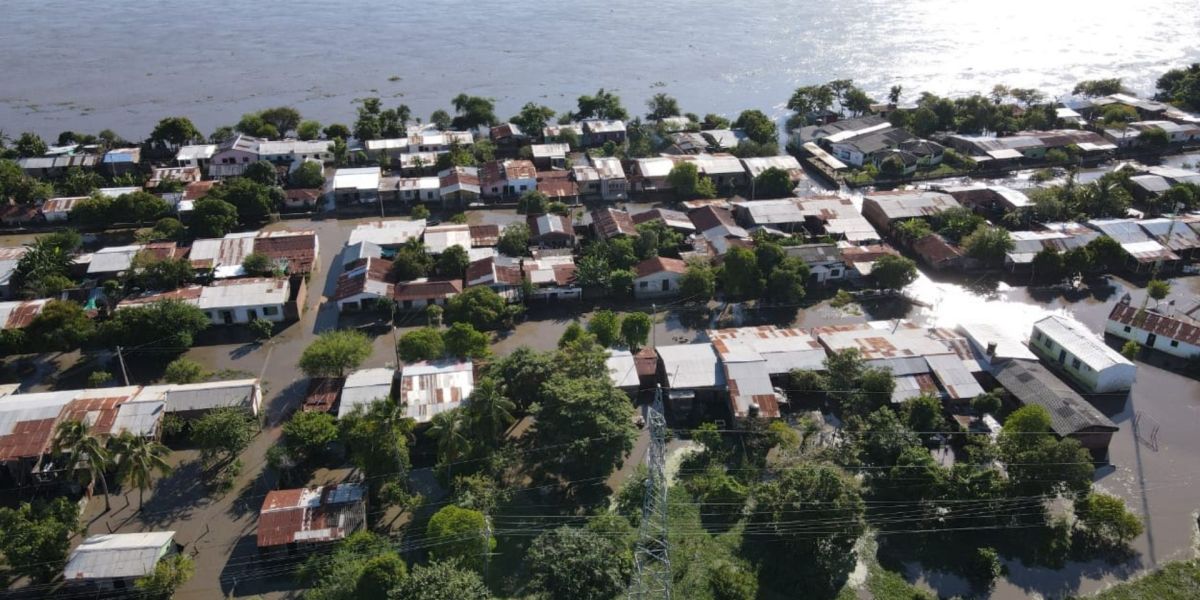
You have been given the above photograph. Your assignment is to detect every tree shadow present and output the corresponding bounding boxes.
[217,533,312,598]
[265,378,310,428]
[136,460,211,528]
[227,460,279,521]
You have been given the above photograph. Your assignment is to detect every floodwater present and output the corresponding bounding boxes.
[4,0,1200,138]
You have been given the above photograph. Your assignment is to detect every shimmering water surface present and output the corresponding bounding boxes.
[3,0,1200,138]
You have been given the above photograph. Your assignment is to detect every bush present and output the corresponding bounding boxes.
[412,205,431,220]
[249,318,274,340]
[86,370,113,388]
[163,358,208,384]
[710,562,757,600]
[398,327,446,362]
[282,410,339,463]
[967,547,1002,590]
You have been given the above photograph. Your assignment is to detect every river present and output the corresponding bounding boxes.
[4,0,1200,139]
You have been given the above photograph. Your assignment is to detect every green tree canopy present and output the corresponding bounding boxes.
[532,374,636,481]
[679,259,716,301]
[150,117,201,149]
[163,357,208,384]
[962,224,1014,266]
[527,526,633,600]
[390,560,493,600]
[297,120,322,141]
[398,327,446,362]
[646,93,682,120]
[754,167,793,198]
[720,247,764,299]
[192,407,256,467]
[99,299,209,351]
[446,286,514,331]
[871,254,918,290]
[189,197,240,238]
[450,94,498,130]
[510,102,556,134]
[620,311,652,350]
[587,310,620,347]
[444,322,490,359]
[497,222,530,257]
[576,88,629,120]
[282,410,339,463]
[26,300,93,352]
[206,177,278,223]
[733,109,778,145]
[299,330,372,378]
[426,505,492,571]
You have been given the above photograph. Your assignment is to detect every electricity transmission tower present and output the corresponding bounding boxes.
[629,387,671,599]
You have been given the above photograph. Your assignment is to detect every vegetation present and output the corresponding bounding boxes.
[163,357,208,384]
[446,286,519,331]
[1082,560,1200,600]
[282,410,339,463]
[299,329,373,377]
[426,505,493,571]
[99,299,210,352]
[190,197,240,238]
[871,254,918,290]
[192,407,257,468]
[112,432,172,508]
[527,525,633,600]
[0,498,80,583]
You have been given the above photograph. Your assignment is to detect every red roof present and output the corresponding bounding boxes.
[4,301,47,329]
[394,279,462,301]
[1109,302,1200,346]
[284,188,321,205]
[183,180,217,201]
[912,234,964,266]
[591,208,638,239]
[254,230,318,274]
[334,257,393,301]
[538,177,579,200]
[634,347,659,378]
[469,224,500,247]
[689,205,737,232]
[303,378,344,413]
[634,256,687,278]
[257,484,366,548]
[466,257,522,287]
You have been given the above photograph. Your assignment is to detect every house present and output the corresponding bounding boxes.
[1128,174,1172,200]
[1106,294,1200,360]
[581,120,626,146]
[466,255,524,301]
[175,144,217,169]
[689,205,747,239]
[957,320,1039,368]
[839,243,902,279]
[1087,218,1180,272]
[629,157,676,192]
[688,154,748,189]
[424,224,472,254]
[0,247,29,299]
[897,139,946,166]
[606,350,641,395]
[527,213,575,248]
[740,155,807,187]
[395,152,443,176]
[795,197,881,244]
[489,122,528,146]
[911,233,965,271]
[393,278,462,311]
[861,190,961,234]
[872,149,920,176]
[590,208,638,240]
[119,277,293,326]
[571,156,627,201]
[1029,315,1136,393]
[530,143,569,169]
[825,125,917,168]
[257,484,366,553]
[732,198,806,233]
[469,224,500,248]
[543,123,584,142]
[633,256,687,299]
[380,176,440,205]
[0,202,40,226]
[63,532,179,590]
[669,132,710,154]
[943,184,1032,216]
[632,208,695,234]
[1137,217,1200,260]
[480,160,538,200]
[256,140,333,166]
[522,253,580,301]
[537,170,580,203]
[329,167,382,205]
[86,244,148,278]
[347,219,426,248]
[366,132,473,158]
[1004,230,1073,269]
[439,166,481,208]
[0,298,50,330]
[992,359,1118,458]
[792,115,891,147]
[40,196,86,222]
[146,166,202,189]
[334,257,393,312]
[655,343,727,417]
[399,360,475,424]
[208,134,262,178]
[703,129,748,150]
[101,148,141,177]
[18,154,99,178]
[337,368,396,418]
[785,243,847,283]
[283,188,322,211]
[189,229,319,278]
[709,326,827,420]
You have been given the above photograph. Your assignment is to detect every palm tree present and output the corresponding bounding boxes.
[427,409,472,476]
[112,433,172,509]
[466,379,515,448]
[52,420,113,512]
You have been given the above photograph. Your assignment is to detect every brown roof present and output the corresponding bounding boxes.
[689,205,737,232]
[634,256,688,278]
[505,160,537,180]
[257,484,365,548]
[591,208,638,239]
[840,243,901,262]
[141,241,180,261]
[183,180,217,201]
[480,161,505,190]
[632,208,692,227]
[634,347,659,378]
[4,301,47,329]
[912,234,963,266]
[468,224,500,247]
[466,257,522,287]
[117,286,204,308]
[302,378,344,413]
[538,176,579,200]
[0,418,57,463]
[254,230,318,274]
[334,257,393,301]
[489,123,523,141]
[1109,302,1200,346]
[284,188,321,204]
[550,263,577,286]
[440,168,480,189]
[393,279,462,301]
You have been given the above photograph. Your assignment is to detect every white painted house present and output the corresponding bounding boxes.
[118,278,291,326]
[63,532,178,590]
[633,256,687,299]
[1106,295,1200,360]
[1029,315,1136,393]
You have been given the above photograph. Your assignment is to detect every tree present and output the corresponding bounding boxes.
[720,247,764,299]
[764,257,808,304]
[843,87,875,115]
[282,410,339,463]
[437,245,470,279]
[903,393,948,437]
[398,327,446,362]
[59,167,104,196]
[86,370,113,387]
[189,197,239,238]
[576,88,629,120]
[1032,247,1066,282]
[150,117,201,149]
[391,238,434,281]
[324,123,351,140]
[888,85,903,104]
[353,553,407,600]
[163,357,208,384]
[1147,279,1171,301]
[14,132,47,157]
[464,378,514,448]
[734,109,778,145]
[339,400,414,492]
[52,420,113,511]
[444,322,490,359]
[971,389,1004,415]
[679,259,716,301]
[1139,126,1170,149]
[100,299,209,352]
[532,375,636,480]
[497,222,531,257]
[427,408,473,474]
[753,167,793,199]
[390,560,493,600]
[962,224,1014,266]
[131,253,195,290]
[258,106,302,135]
[646,93,681,120]
[487,347,556,411]
[450,94,498,130]
[1073,78,1123,97]
[25,300,93,352]
[748,464,865,594]
[299,531,404,600]
[1155,63,1200,111]
[786,85,834,120]
[0,498,80,583]
[587,310,621,347]
[1086,236,1126,273]
[998,405,1094,496]
[710,562,757,600]
[516,190,549,214]
[1121,340,1140,360]
[620,312,652,350]
[427,505,491,571]
[511,102,556,134]
[206,177,277,223]
[112,432,172,509]
[871,254,918,290]
[241,251,274,277]
[430,109,453,130]
[242,160,278,186]
[297,119,322,141]
[1076,492,1144,547]
[299,329,372,377]
[446,286,513,331]
[527,526,633,600]
[236,113,279,138]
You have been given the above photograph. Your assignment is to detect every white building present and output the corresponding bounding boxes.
[348,219,426,248]
[633,256,687,299]
[423,224,472,254]
[329,167,382,205]
[175,144,217,169]
[1030,315,1136,393]
[338,368,396,418]
[399,360,474,424]
[118,278,291,326]
[1106,295,1200,360]
[63,532,178,590]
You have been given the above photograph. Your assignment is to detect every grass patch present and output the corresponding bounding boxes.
[1077,560,1200,599]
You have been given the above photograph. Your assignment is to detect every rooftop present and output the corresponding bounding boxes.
[64,532,176,581]
[1033,315,1133,372]
[257,483,366,548]
[993,360,1118,437]
[399,360,474,424]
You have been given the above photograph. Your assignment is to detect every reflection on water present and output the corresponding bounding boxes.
[903,273,1069,335]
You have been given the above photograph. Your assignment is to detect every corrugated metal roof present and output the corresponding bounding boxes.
[924,354,985,399]
[258,483,365,548]
[993,360,1117,436]
[337,368,396,418]
[64,532,175,581]
[657,343,726,389]
[348,219,427,247]
[1033,315,1132,372]
[399,361,474,424]
[606,350,640,389]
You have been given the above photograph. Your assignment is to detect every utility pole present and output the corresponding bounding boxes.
[116,346,130,386]
[651,303,657,349]
[629,386,671,600]
[481,514,493,585]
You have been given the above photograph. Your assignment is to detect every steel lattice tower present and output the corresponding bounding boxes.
[629,387,671,599]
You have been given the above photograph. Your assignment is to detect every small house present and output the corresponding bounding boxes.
[581,120,627,146]
[258,484,366,554]
[1029,315,1136,393]
[527,213,576,248]
[530,143,569,170]
[590,207,638,240]
[337,368,396,418]
[175,144,217,169]
[522,253,579,301]
[329,167,381,205]
[785,243,847,284]
[439,166,481,208]
[633,256,687,299]
[63,532,179,591]
[334,257,393,312]
[465,255,523,301]
[632,208,695,234]
[393,278,462,311]
[480,159,538,200]
[399,360,475,424]
[861,190,961,234]
[992,359,1118,458]
[1105,294,1200,361]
